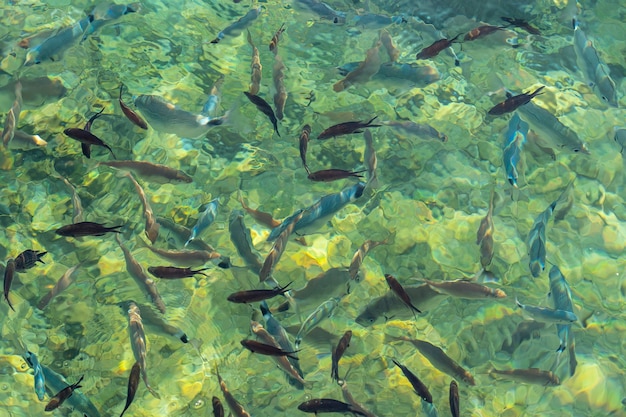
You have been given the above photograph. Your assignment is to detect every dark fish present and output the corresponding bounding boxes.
[45,375,84,411]
[147,266,209,279]
[3,259,16,312]
[331,330,352,382]
[212,397,224,417]
[240,339,300,360]
[391,359,432,403]
[227,282,292,303]
[119,84,148,129]
[299,124,312,173]
[488,86,545,116]
[14,249,47,271]
[384,274,422,315]
[501,17,541,35]
[464,25,503,41]
[119,362,140,417]
[307,169,366,182]
[63,128,116,158]
[55,222,122,237]
[318,116,380,140]
[269,23,285,52]
[298,398,367,415]
[243,91,280,137]
[449,380,459,417]
[416,34,460,59]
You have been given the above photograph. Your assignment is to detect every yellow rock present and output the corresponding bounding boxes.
[180,380,202,401]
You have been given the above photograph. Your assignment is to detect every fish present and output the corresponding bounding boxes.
[202,77,223,117]
[259,210,304,283]
[147,266,209,279]
[391,359,432,403]
[243,91,280,137]
[348,239,387,282]
[275,267,351,313]
[250,321,305,386]
[241,339,300,360]
[549,265,575,353]
[269,23,285,52]
[9,130,47,150]
[119,85,148,129]
[307,169,366,182]
[382,120,447,142]
[476,187,495,268]
[55,222,122,237]
[573,18,618,107]
[63,128,116,158]
[339,380,378,417]
[384,274,421,316]
[185,198,219,247]
[24,16,93,65]
[293,0,346,24]
[14,249,47,271]
[142,244,221,266]
[527,200,557,277]
[488,86,545,116]
[84,107,105,132]
[3,259,16,311]
[614,128,626,154]
[464,25,503,41]
[516,101,589,154]
[416,34,460,60]
[126,301,188,343]
[156,217,216,252]
[331,330,352,382]
[298,398,367,415]
[58,176,84,223]
[502,113,529,187]
[228,210,264,273]
[421,401,440,417]
[337,62,440,88]
[295,297,342,348]
[449,380,459,417]
[318,117,381,140]
[81,3,139,41]
[272,54,287,120]
[424,279,506,299]
[99,160,192,183]
[216,367,251,417]
[500,17,541,35]
[210,7,262,44]
[501,320,545,354]
[212,397,224,417]
[299,124,312,173]
[334,41,382,92]
[40,366,100,416]
[0,77,67,105]
[515,298,578,324]
[24,351,46,401]
[116,235,166,314]
[45,375,84,411]
[363,130,379,188]
[119,362,140,417]
[2,81,22,147]
[246,30,262,96]
[238,194,281,229]
[227,282,292,303]
[490,367,560,386]
[127,302,160,398]
[379,29,399,62]
[124,172,160,244]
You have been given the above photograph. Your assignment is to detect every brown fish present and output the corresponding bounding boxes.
[339,380,378,417]
[143,244,221,266]
[37,264,80,310]
[488,86,545,116]
[212,397,224,417]
[501,17,541,35]
[348,239,387,282]
[307,169,366,182]
[14,249,47,271]
[238,193,281,228]
[391,359,432,403]
[240,339,300,360]
[147,266,209,279]
[317,116,380,140]
[379,29,400,62]
[55,222,122,237]
[1,81,22,147]
[424,279,506,299]
[384,274,422,315]
[120,362,140,417]
[476,187,495,268]
[217,367,251,417]
[269,23,285,52]
[227,282,292,303]
[63,128,116,158]
[331,330,352,382]
[247,30,262,96]
[259,210,304,283]
[298,398,367,416]
[272,54,287,120]
[127,302,161,398]
[449,380,459,417]
[416,34,460,59]
[3,259,16,312]
[45,375,84,411]
[299,124,312,173]
[334,41,382,92]
[243,91,280,137]
[490,367,560,386]
[119,84,148,129]
[99,160,192,183]
[124,172,160,244]
[464,25,503,41]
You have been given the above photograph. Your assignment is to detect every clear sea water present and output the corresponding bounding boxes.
[0,0,624,416]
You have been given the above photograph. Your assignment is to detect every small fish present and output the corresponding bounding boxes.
[318,116,380,140]
[613,128,626,153]
[501,320,545,354]
[124,172,160,244]
[227,282,292,303]
[37,264,80,310]
[502,113,529,188]
[127,302,160,398]
[339,380,378,417]
[363,130,379,188]
[295,297,342,348]
[424,279,506,299]
[2,81,22,147]
[217,367,252,417]
[24,351,46,401]
[14,249,47,271]
[259,210,304,283]
[55,222,122,237]
[185,198,219,247]
[527,200,556,277]
[516,298,578,324]
[119,362,140,417]
[228,210,264,273]
[147,266,209,279]
[549,265,575,352]
[464,25,503,41]
[239,194,281,228]
[63,128,116,158]
[59,176,84,223]
[383,120,447,142]
[99,160,192,183]
[416,34,460,60]
[488,86,545,116]
[240,339,300,360]
[272,54,287,120]
[331,330,352,382]
[40,367,100,417]
[392,359,432,403]
[84,107,105,132]
[143,245,221,266]
[210,7,261,44]
[9,130,47,150]
[243,92,280,137]
[476,188,495,268]
[202,77,223,117]
[119,84,148,129]
[45,375,84,411]
[384,274,421,315]
[307,169,366,182]
[490,367,560,386]
[449,380,459,417]
[298,398,367,416]
[212,397,224,417]
[501,17,541,35]
[269,23,285,52]
[294,0,346,24]
[299,124,312,173]
[4,259,16,311]
[348,239,387,282]
[246,30,262,96]
[334,41,382,92]
[379,29,400,62]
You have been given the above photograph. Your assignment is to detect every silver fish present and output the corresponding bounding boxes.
[502,113,528,188]
[186,198,219,247]
[127,302,160,399]
[527,200,556,278]
[424,279,506,299]
[295,296,342,349]
[515,297,578,324]
[37,264,80,310]
[24,17,93,65]
[210,7,262,44]
[260,300,304,382]
[549,266,575,352]
[2,81,22,147]
[490,367,560,386]
[8,130,47,150]
[228,210,263,273]
[124,172,160,244]
[294,0,346,24]
[259,210,304,283]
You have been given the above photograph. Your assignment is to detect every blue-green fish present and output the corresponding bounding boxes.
[614,127,626,154]
[502,113,528,188]
[549,266,576,353]
[294,0,346,24]
[515,298,578,324]
[210,7,262,43]
[81,3,139,41]
[185,198,219,247]
[24,16,93,65]
[295,297,342,349]
[527,200,556,277]
[41,366,101,417]
[202,77,223,117]
[24,351,45,401]
[228,210,263,273]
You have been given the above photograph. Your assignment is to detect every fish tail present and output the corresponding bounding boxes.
[530,86,545,98]
[5,293,15,312]
[109,225,123,233]
[146,385,161,399]
[365,116,381,127]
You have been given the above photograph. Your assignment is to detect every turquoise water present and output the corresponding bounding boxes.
[0,0,625,416]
